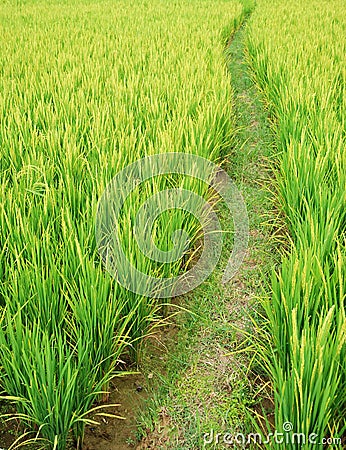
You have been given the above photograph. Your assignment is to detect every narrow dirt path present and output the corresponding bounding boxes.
[83,9,278,450]
[130,15,277,450]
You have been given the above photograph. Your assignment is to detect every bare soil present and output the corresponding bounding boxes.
[83,374,147,450]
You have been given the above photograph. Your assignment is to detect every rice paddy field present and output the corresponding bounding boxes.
[0,0,345,449]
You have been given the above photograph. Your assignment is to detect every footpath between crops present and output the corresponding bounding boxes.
[82,6,278,450]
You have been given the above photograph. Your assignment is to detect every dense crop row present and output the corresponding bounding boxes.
[0,0,244,448]
[247,0,346,446]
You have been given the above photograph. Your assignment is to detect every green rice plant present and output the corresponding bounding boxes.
[0,310,121,450]
[63,259,137,393]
